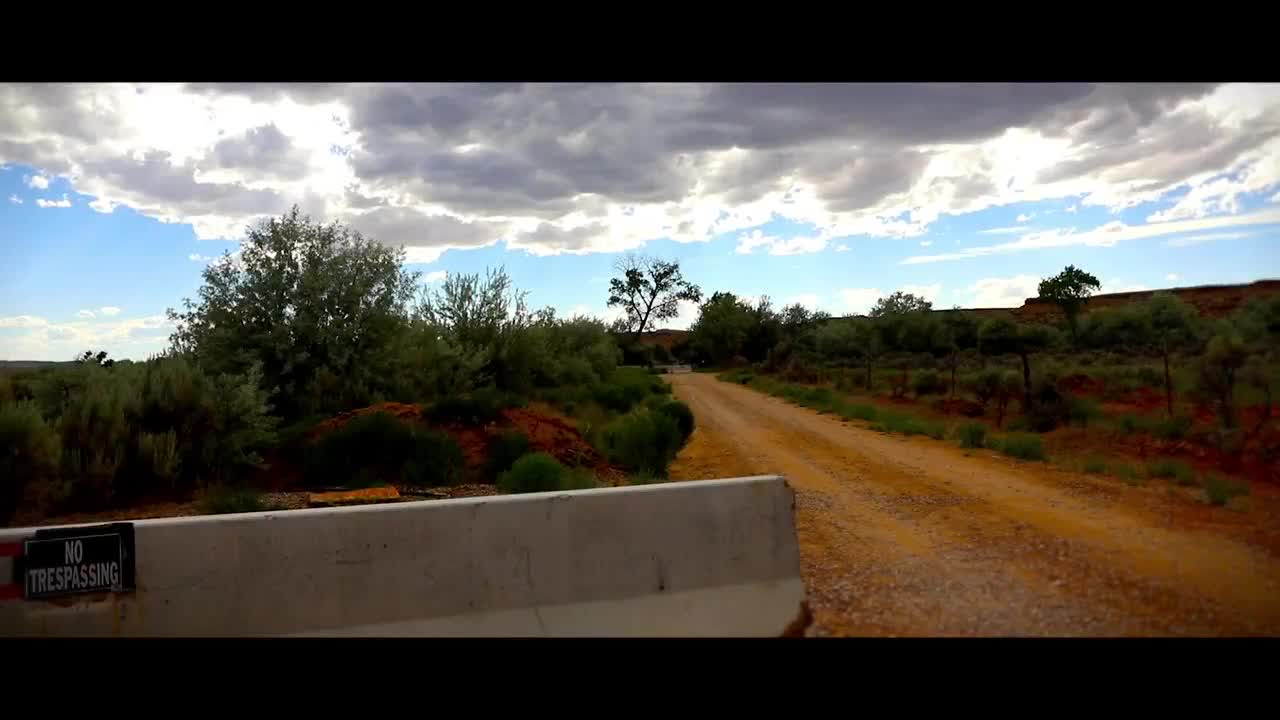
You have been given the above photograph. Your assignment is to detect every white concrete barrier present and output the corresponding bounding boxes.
[0,476,805,637]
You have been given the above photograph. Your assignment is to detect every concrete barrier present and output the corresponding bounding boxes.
[0,476,805,637]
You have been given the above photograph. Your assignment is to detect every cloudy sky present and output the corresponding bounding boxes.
[2,82,1279,361]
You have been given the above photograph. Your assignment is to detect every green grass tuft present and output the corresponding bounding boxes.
[1147,457,1195,485]
[1202,474,1249,506]
[992,433,1046,461]
[956,422,987,449]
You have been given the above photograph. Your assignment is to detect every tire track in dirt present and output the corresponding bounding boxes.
[668,373,1280,636]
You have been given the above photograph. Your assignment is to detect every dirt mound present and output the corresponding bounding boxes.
[299,400,613,485]
[308,402,423,439]
[502,406,611,472]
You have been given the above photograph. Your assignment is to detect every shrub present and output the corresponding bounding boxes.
[912,370,947,398]
[956,422,988,449]
[428,387,513,426]
[1147,458,1195,485]
[993,433,1046,461]
[1152,415,1193,441]
[1113,463,1141,485]
[403,429,466,488]
[1117,414,1139,435]
[839,404,878,421]
[1066,395,1102,429]
[629,472,665,485]
[1202,474,1248,506]
[1083,457,1108,474]
[872,412,946,440]
[303,412,463,488]
[498,452,584,494]
[602,410,683,477]
[487,430,531,476]
[199,486,271,515]
[0,401,63,522]
[562,400,577,416]
[657,400,695,446]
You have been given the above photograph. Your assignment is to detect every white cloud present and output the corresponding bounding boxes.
[735,229,826,256]
[967,275,1040,308]
[24,173,49,189]
[98,306,121,317]
[837,288,884,316]
[35,194,72,208]
[1271,191,1280,203]
[835,243,850,252]
[783,293,823,311]
[919,240,933,246]
[735,229,774,255]
[1,83,1277,262]
[1065,204,1078,213]
[900,284,942,305]
[1166,273,1179,282]
[7,194,21,204]
[0,315,49,328]
[1163,231,1256,247]
[904,207,1280,264]
[188,253,215,263]
[77,310,96,319]
[979,226,1027,235]
[403,246,446,264]
[89,197,118,213]
[0,311,175,362]
[423,270,448,283]
[1016,213,1033,222]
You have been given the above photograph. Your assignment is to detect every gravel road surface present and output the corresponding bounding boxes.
[668,372,1280,637]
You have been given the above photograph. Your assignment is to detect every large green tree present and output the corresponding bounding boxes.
[1038,265,1102,343]
[607,254,703,343]
[167,206,419,419]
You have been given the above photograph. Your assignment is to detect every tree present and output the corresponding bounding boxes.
[870,292,935,396]
[1141,293,1201,417]
[687,292,754,366]
[932,309,979,398]
[1196,330,1249,429]
[1037,265,1101,343]
[167,206,419,420]
[978,317,1058,411]
[607,255,702,343]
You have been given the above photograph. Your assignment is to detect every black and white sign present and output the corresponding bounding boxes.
[19,523,136,600]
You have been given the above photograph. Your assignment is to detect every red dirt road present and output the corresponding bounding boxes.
[668,372,1280,637]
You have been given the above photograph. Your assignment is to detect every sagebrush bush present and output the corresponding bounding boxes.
[602,410,683,477]
[912,370,947,398]
[1113,463,1141,484]
[199,486,272,515]
[1117,414,1140,435]
[0,401,63,523]
[839,404,878,421]
[487,430,531,476]
[1202,474,1248,506]
[1152,415,1192,440]
[1147,458,1195,485]
[304,412,463,488]
[1066,395,1102,428]
[1083,457,1108,474]
[993,433,1046,461]
[657,400,695,446]
[428,387,513,426]
[957,422,987,449]
[404,429,466,487]
[498,452,582,494]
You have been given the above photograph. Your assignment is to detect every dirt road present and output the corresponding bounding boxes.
[668,373,1280,636]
